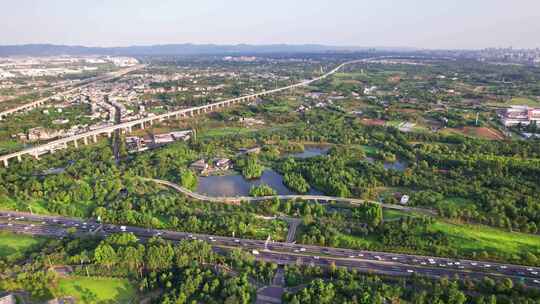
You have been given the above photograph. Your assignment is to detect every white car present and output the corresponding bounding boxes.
[299,248,306,252]
[407,269,414,273]
[314,256,320,260]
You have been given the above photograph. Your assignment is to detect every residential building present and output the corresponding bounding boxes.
[500,106,540,126]
[0,294,15,304]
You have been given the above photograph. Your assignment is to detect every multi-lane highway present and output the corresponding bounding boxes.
[0,58,370,167]
[1,211,539,287]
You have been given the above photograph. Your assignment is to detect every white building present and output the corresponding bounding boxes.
[500,106,540,126]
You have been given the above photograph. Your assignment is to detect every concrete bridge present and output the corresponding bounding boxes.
[0,59,369,167]
[0,64,145,120]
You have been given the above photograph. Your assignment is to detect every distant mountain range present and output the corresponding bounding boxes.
[0,44,417,56]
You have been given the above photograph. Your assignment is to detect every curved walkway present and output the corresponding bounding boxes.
[142,178,437,216]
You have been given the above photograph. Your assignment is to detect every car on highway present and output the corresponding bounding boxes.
[407,269,414,273]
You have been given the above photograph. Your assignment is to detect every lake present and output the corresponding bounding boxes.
[197,169,322,197]
[364,157,408,172]
[286,146,330,158]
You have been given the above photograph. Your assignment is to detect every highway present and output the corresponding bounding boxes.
[143,178,437,216]
[1,210,539,287]
[0,58,370,167]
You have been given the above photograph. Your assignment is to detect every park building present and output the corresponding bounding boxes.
[500,106,540,126]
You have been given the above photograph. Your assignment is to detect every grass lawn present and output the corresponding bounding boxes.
[0,139,25,154]
[336,232,377,248]
[0,231,46,258]
[487,97,540,107]
[439,197,472,208]
[200,127,255,138]
[508,97,540,107]
[430,221,540,258]
[0,196,55,215]
[58,276,137,304]
[360,145,378,156]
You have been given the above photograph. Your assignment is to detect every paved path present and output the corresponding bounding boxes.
[285,218,301,243]
[143,178,437,216]
[256,268,286,304]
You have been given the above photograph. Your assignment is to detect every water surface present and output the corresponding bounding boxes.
[197,169,322,197]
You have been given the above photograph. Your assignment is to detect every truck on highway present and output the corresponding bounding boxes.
[120,226,127,232]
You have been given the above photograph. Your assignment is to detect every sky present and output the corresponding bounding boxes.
[1,0,539,49]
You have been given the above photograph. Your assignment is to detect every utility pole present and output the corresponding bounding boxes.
[264,235,271,251]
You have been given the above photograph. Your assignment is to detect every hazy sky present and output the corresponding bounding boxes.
[1,0,539,49]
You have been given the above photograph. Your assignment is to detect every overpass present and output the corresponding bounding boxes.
[0,64,145,120]
[0,59,369,167]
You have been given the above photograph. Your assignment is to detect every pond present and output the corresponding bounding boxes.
[286,146,330,158]
[364,157,408,172]
[196,169,322,197]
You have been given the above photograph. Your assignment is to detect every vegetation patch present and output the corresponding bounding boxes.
[0,232,46,259]
[58,276,137,304]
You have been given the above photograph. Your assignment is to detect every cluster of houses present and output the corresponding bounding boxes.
[190,158,232,175]
[126,130,193,153]
[0,292,74,304]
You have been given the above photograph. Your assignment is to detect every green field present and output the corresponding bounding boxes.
[0,140,25,154]
[430,221,540,258]
[508,97,540,106]
[488,97,540,107]
[0,196,58,216]
[384,208,540,259]
[303,207,540,263]
[58,277,136,303]
[0,231,45,258]
[200,127,255,138]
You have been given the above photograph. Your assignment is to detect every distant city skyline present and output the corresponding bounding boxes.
[1,0,539,49]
